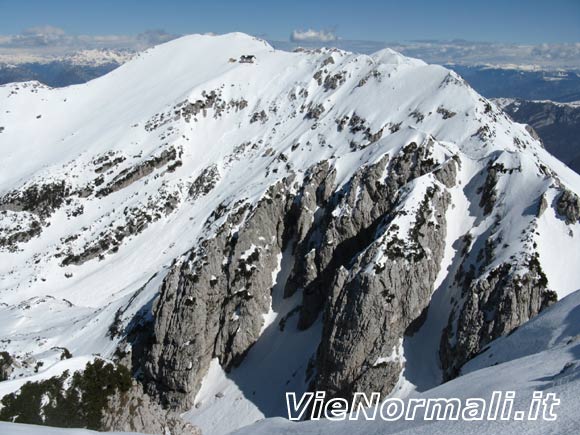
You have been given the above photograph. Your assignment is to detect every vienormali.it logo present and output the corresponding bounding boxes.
[286,391,560,422]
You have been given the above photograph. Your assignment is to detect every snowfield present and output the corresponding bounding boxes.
[0,33,579,434]
[0,422,144,435]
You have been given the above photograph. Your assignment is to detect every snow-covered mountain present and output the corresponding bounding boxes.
[1,33,580,434]
[0,48,135,67]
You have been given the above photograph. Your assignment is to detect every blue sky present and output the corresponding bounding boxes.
[0,0,579,44]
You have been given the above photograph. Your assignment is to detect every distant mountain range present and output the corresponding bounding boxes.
[451,65,580,103]
[495,98,580,173]
[0,49,133,87]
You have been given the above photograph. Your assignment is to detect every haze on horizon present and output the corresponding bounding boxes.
[0,0,579,68]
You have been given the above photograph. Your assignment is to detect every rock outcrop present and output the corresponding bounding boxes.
[0,352,13,381]
[556,188,580,224]
[315,183,451,398]
[143,178,295,409]
[141,139,460,406]
[103,384,201,435]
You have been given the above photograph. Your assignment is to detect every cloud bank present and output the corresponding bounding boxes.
[1,26,579,70]
[274,37,580,70]
[389,40,580,70]
[0,26,178,63]
[290,29,337,43]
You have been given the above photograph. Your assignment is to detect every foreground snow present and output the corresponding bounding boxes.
[0,422,143,435]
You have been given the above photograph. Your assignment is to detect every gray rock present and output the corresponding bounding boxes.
[131,135,553,413]
[440,254,553,380]
[0,180,69,218]
[140,140,450,408]
[143,178,295,409]
[556,188,580,224]
[524,124,543,145]
[537,193,548,217]
[0,351,13,381]
[288,140,441,330]
[96,146,179,197]
[103,383,200,435]
[315,184,451,399]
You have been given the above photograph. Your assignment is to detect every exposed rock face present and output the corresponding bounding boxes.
[439,151,557,380]
[0,180,69,251]
[0,352,13,381]
[96,146,179,197]
[440,253,554,380]
[524,124,543,144]
[144,89,248,131]
[316,184,451,398]
[287,140,445,330]
[103,384,201,435]
[478,159,516,216]
[537,193,548,217]
[0,180,69,218]
[60,185,182,266]
[189,165,220,200]
[142,139,460,406]
[143,178,295,409]
[135,119,557,409]
[0,215,42,252]
[556,188,580,224]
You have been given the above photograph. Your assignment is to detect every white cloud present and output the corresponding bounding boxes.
[290,29,337,43]
[389,41,580,69]
[22,25,66,36]
[274,38,580,69]
[1,25,579,70]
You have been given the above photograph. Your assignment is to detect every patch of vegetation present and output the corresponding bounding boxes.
[542,289,558,307]
[0,359,132,430]
[478,162,508,215]
[60,348,73,360]
[527,252,549,289]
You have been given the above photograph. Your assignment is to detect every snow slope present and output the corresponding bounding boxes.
[0,422,144,435]
[1,33,580,434]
